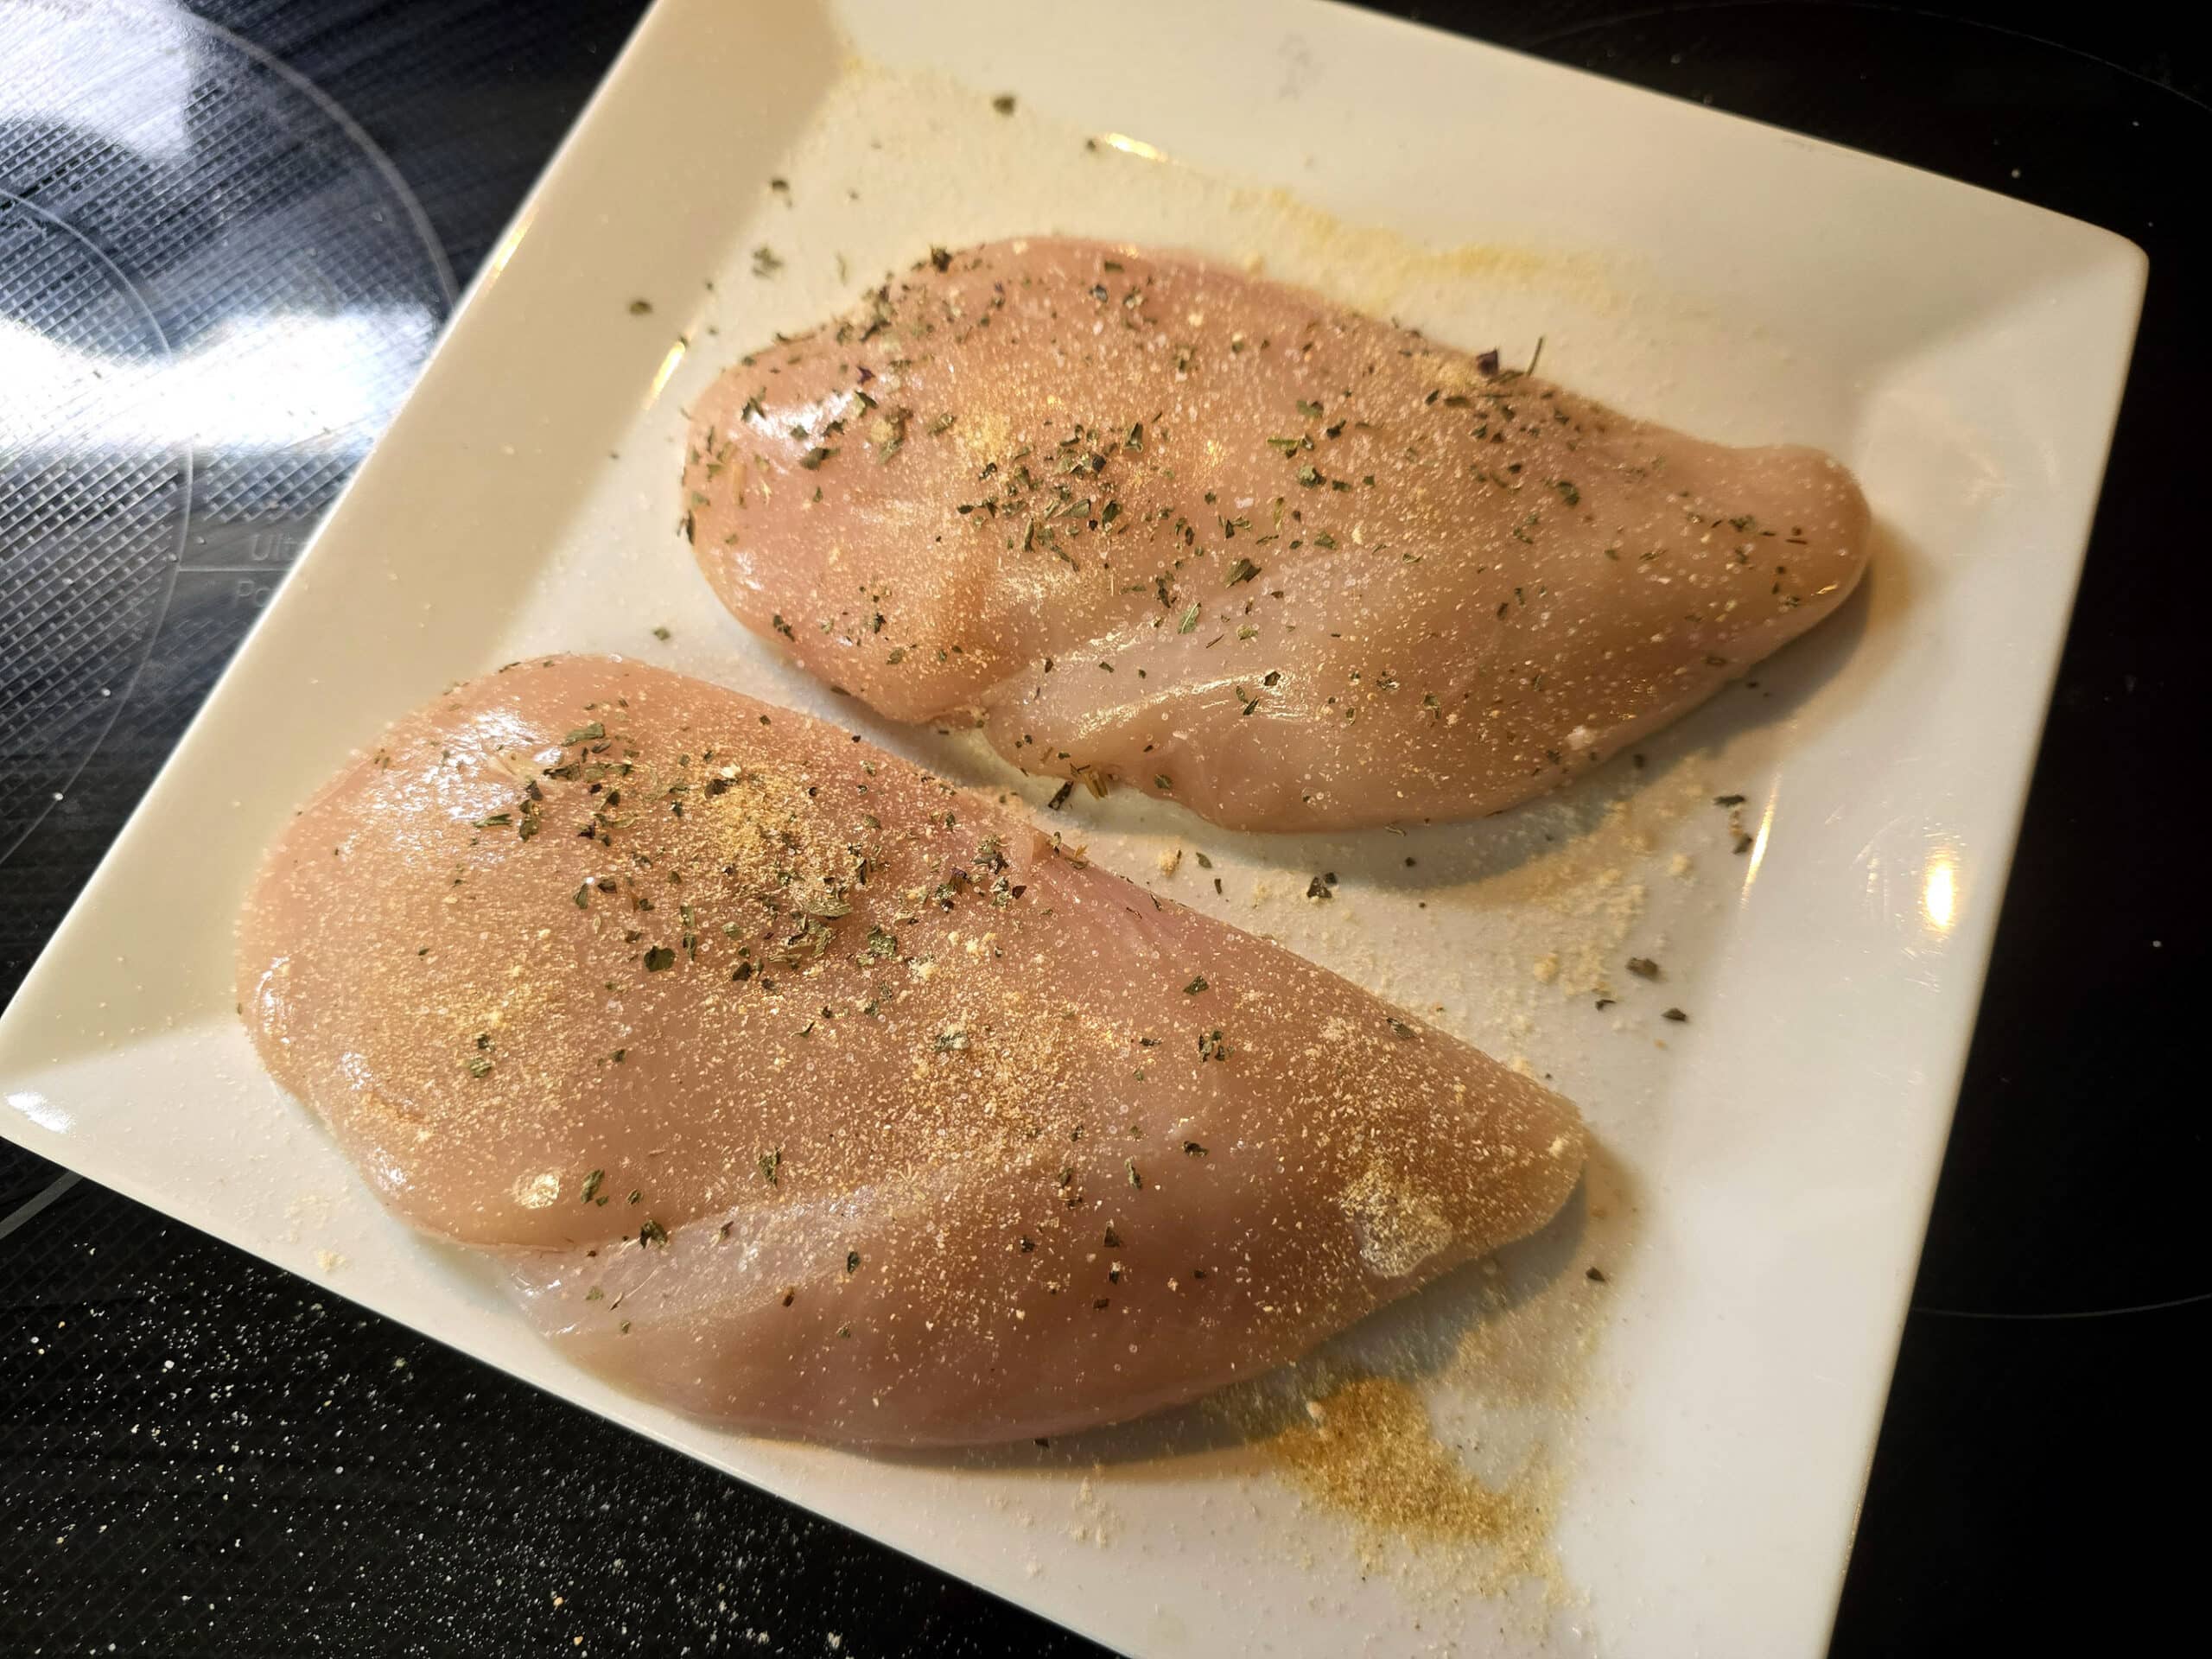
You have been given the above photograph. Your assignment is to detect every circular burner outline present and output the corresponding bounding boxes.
[0,0,456,865]
[0,186,190,867]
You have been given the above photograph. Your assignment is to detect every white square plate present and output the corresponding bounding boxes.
[0,2,2143,1653]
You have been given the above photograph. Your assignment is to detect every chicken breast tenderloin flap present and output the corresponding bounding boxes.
[683,237,1871,832]
[238,658,1585,1445]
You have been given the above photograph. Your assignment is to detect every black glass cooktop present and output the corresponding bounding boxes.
[2,3,2200,1652]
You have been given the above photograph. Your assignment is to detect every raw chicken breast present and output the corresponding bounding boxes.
[683,237,1870,831]
[238,657,1585,1445]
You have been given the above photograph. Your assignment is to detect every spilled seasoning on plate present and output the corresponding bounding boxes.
[1216,1143,1635,1630]
[1264,1373,1554,1569]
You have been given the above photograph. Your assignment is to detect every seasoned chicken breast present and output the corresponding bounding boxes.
[238,657,1585,1445]
[683,237,1870,831]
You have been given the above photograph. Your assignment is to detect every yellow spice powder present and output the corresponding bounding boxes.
[1262,1372,1554,1583]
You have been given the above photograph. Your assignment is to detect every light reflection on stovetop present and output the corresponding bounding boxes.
[1,0,452,863]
